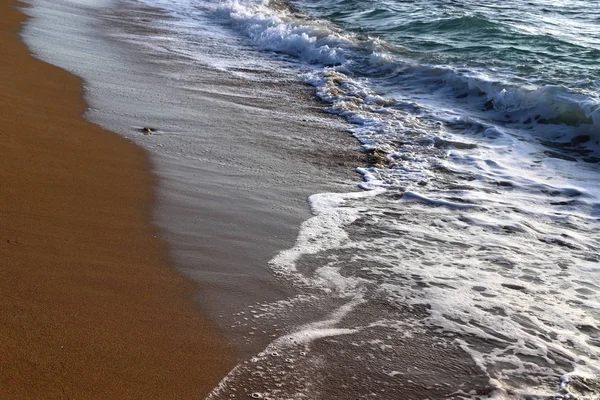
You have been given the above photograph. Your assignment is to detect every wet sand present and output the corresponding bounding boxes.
[20,0,363,360]
[0,1,234,398]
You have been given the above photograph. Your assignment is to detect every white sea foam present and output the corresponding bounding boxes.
[215,0,350,65]
[270,189,385,290]
[275,185,599,396]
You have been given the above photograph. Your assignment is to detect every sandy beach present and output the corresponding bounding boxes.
[0,1,234,398]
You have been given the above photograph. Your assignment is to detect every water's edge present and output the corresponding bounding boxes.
[20,0,363,361]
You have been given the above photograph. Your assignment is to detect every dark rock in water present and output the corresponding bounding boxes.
[571,135,591,145]
[455,92,468,99]
[483,99,494,111]
[365,148,390,167]
[139,127,156,135]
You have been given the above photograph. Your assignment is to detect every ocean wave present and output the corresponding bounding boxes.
[216,0,352,65]
[400,14,502,34]
[214,0,599,156]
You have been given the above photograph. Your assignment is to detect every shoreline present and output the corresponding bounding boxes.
[20,0,363,362]
[0,0,234,398]
[9,0,599,397]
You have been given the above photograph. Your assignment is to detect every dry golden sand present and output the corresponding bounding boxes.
[0,1,234,398]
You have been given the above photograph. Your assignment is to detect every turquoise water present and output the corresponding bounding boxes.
[285,0,600,140]
[298,0,600,89]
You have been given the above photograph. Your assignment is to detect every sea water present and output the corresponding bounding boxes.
[134,0,600,398]
[171,0,600,398]
[27,0,600,398]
